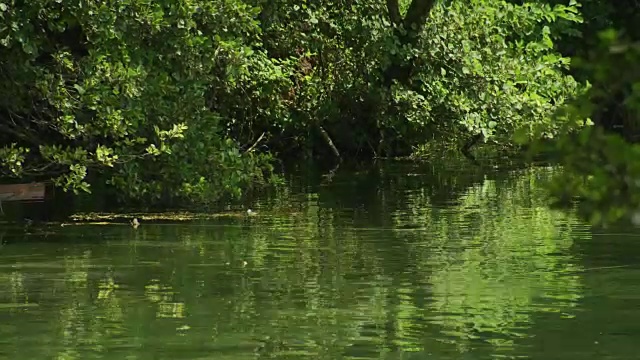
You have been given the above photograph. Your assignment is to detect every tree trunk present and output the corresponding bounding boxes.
[383,0,437,87]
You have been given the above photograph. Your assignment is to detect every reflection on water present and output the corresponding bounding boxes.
[0,164,639,359]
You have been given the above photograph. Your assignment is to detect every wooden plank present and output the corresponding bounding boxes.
[0,182,46,202]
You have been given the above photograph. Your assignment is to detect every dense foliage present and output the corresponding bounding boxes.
[531,1,640,225]
[254,0,581,158]
[0,0,288,204]
[1,0,634,218]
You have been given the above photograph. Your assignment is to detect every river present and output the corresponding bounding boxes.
[0,162,639,359]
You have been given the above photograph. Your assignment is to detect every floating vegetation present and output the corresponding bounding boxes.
[66,208,302,224]
[69,211,256,223]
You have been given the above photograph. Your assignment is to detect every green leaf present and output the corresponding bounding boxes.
[73,84,85,95]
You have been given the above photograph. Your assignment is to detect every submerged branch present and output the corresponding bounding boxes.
[461,133,482,164]
[317,125,342,163]
[321,161,341,185]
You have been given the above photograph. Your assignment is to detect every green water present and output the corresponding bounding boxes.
[1,164,640,359]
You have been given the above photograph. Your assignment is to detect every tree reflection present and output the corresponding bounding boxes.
[0,166,592,359]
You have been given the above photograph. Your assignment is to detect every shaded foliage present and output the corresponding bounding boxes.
[523,1,640,225]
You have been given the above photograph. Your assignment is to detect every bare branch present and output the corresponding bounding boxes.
[0,122,41,147]
[244,132,266,154]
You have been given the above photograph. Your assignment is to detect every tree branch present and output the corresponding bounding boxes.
[0,122,42,147]
[403,0,438,36]
[386,0,402,26]
[461,133,482,165]
[383,0,438,87]
[317,125,342,163]
[244,132,266,154]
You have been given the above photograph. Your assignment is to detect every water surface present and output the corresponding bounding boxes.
[1,164,639,359]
